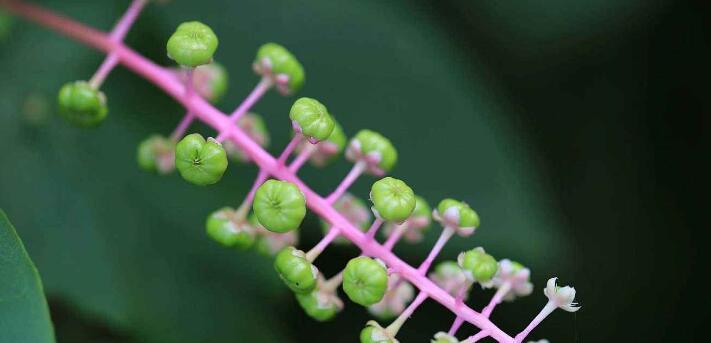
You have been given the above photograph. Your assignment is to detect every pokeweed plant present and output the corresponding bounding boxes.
[0,1,581,342]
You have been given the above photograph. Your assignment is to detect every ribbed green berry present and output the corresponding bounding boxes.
[302,120,347,166]
[436,198,480,229]
[289,97,335,143]
[166,21,219,67]
[320,193,370,244]
[137,134,176,174]
[370,177,416,223]
[254,42,305,95]
[347,130,398,174]
[57,81,108,127]
[205,207,255,249]
[175,133,228,185]
[458,247,498,283]
[274,247,318,293]
[253,180,306,233]
[360,321,396,343]
[0,9,12,40]
[295,285,343,322]
[431,332,459,343]
[343,257,389,306]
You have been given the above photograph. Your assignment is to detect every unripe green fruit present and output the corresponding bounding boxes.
[295,286,343,322]
[205,207,255,249]
[436,198,480,231]
[57,81,108,127]
[253,180,306,233]
[137,134,175,174]
[289,97,335,143]
[347,130,398,174]
[343,257,389,306]
[299,120,347,167]
[360,321,396,343]
[370,177,416,222]
[254,42,305,95]
[458,247,498,283]
[274,247,317,293]
[431,332,459,343]
[166,21,219,67]
[175,133,228,185]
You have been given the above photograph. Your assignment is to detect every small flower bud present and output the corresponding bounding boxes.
[174,133,228,185]
[360,321,398,343]
[544,277,580,312]
[253,42,305,95]
[433,199,480,236]
[57,81,108,127]
[289,97,335,143]
[253,180,306,233]
[431,332,459,343]
[250,214,299,256]
[343,256,389,306]
[223,113,270,162]
[370,177,416,223]
[274,246,318,293]
[320,193,371,245]
[346,130,398,175]
[205,207,255,249]
[493,259,533,301]
[457,247,498,287]
[166,21,219,67]
[137,134,176,174]
[428,261,469,299]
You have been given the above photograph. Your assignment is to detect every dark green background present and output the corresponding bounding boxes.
[0,0,706,342]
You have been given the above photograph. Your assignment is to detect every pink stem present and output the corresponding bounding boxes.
[464,331,490,343]
[88,0,146,88]
[305,226,340,262]
[449,317,465,336]
[170,69,195,141]
[325,161,366,204]
[2,3,514,341]
[383,223,407,251]
[214,77,273,142]
[277,135,302,165]
[514,302,557,343]
[385,291,429,336]
[481,281,512,318]
[234,170,268,219]
[448,282,472,335]
[417,226,455,274]
[365,218,383,240]
[287,143,316,173]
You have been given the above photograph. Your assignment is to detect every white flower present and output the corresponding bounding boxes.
[544,277,580,312]
[493,259,533,301]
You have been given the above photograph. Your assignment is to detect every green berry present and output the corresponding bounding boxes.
[166,21,219,67]
[205,207,255,249]
[0,9,12,40]
[301,120,347,166]
[360,321,396,343]
[274,246,318,293]
[57,81,108,127]
[193,62,228,103]
[254,42,305,95]
[320,193,371,244]
[458,247,498,284]
[295,281,343,322]
[436,198,480,235]
[253,180,306,233]
[224,113,270,162]
[289,97,335,143]
[347,130,398,175]
[137,134,176,174]
[174,133,228,185]
[343,257,389,306]
[431,332,459,343]
[370,177,416,223]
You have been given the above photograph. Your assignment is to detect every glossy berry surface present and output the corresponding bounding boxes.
[254,42,305,95]
[343,257,389,306]
[274,247,318,293]
[174,133,228,185]
[57,81,108,127]
[370,177,416,222]
[166,21,219,67]
[253,180,306,233]
[289,97,335,143]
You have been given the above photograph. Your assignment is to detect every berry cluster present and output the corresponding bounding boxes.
[1,1,580,342]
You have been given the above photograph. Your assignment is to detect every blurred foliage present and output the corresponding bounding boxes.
[0,210,55,343]
[2,0,703,342]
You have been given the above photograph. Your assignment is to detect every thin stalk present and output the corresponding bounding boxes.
[514,301,557,343]
[481,281,512,318]
[234,170,268,219]
[383,223,408,250]
[214,77,273,142]
[325,161,366,204]
[277,134,302,165]
[288,143,317,173]
[462,331,489,343]
[169,69,195,141]
[322,270,344,292]
[417,226,455,274]
[447,281,473,335]
[385,291,428,337]
[365,218,383,240]
[305,227,340,262]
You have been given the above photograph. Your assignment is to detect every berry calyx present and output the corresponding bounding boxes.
[174,133,228,185]
[343,256,389,306]
[253,180,306,233]
[457,247,498,286]
[370,177,416,223]
[346,129,398,176]
[166,21,219,67]
[253,42,305,95]
[205,207,255,249]
[57,81,108,127]
[136,134,176,174]
[289,97,335,143]
[274,246,318,293]
[434,198,480,236]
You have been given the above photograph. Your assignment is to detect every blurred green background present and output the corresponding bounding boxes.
[0,0,706,342]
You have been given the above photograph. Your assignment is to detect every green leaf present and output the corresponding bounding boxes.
[0,209,56,343]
